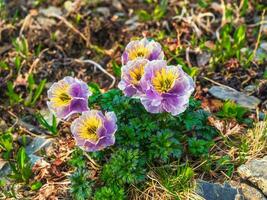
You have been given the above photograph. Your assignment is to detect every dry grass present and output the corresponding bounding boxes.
[129,167,204,200]
[242,119,267,161]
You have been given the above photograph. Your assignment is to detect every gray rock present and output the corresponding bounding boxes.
[28,154,43,166]
[25,137,52,155]
[39,6,62,17]
[244,85,257,94]
[197,52,211,67]
[209,86,261,109]
[238,156,267,196]
[37,16,57,27]
[125,16,141,31]
[239,183,267,200]
[255,42,267,62]
[96,7,110,18]
[196,180,242,200]
[125,15,139,25]
[0,162,10,178]
[112,0,123,10]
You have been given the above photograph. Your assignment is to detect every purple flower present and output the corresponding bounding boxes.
[122,38,164,65]
[47,76,91,119]
[140,60,195,116]
[118,58,148,97]
[71,110,117,152]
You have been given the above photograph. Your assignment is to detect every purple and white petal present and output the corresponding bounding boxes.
[71,110,117,152]
[121,38,164,65]
[47,77,91,119]
[140,60,195,116]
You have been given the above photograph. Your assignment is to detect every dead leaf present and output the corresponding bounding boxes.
[0,158,7,170]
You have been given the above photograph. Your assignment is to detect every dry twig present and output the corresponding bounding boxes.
[75,59,116,88]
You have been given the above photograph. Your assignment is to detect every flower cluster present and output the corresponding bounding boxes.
[119,38,195,116]
[47,77,117,152]
[46,38,195,152]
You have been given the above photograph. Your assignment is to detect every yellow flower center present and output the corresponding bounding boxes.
[51,83,72,107]
[152,68,178,93]
[128,46,149,61]
[78,116,101,142]
[129,64,145,85]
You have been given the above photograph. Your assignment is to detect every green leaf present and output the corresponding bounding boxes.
[240,0,248,16]
[6,81,22,105]
[234,25,246,45]
[264,70,267,79]
[0,61,8,70]
[52,115,57,134]
[14,56,21,70]
[27,74,35,91]
[88,82,101,95]
[0,131,13,152]
[137,10,152,22]
[223,35,231,53]
[17,147,27,170]
[31,181,43,191]
[153,0,168,20]
[198,0,209,8]
[112,61,121,77]
[31,79,46,106]
[36,113,58,135]
[0,178,6,187]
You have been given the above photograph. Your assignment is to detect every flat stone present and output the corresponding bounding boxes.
[238,156,267,196]
[244,85,257,94]
[112,0,123,10]
[239,183,267,200]
[209,86,261,109]
[28,154,43,166]
[197,52,211,67]
[25,137,52,155]
[255,42,267,62]
[196,180,242,200]
[0,162,10,178]
[96,7,110,18]
[39,6,62,17]
[37,16,56,27]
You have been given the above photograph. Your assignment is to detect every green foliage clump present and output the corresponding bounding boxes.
[213,24,253,67]
[94,185,125,200]
[69,148,93,200]
[10,147,32,183]
[188,138,214,157]
[217,100,250,124]
[101,149,145,186]
[147,130,181,162]
[87,88,218,196]
[137,0,168,22]
[0,129,13,159]
[68,148,86,169]
[70,169,93,200]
